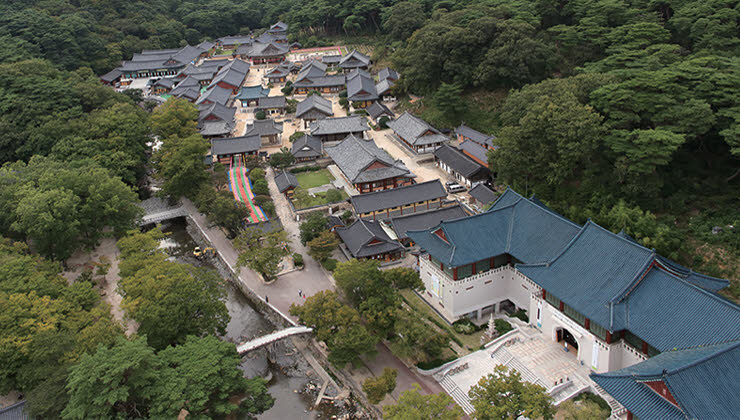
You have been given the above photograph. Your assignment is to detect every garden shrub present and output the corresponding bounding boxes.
[321,258,338,272]
[512,309,529,323]
[325,189,342,202]
[494,319,513,335]
[415,355,457,370]
[293,253,304,267]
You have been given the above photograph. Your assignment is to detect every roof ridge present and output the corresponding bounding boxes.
[666,339,740,366]
[505,197,522,253]
[539,220,593,266]
[611,253,657,305]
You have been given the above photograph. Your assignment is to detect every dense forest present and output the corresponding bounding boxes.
[0,0,737,414]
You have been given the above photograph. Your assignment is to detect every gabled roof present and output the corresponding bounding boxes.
[387,112,448,146]
[337,219,403,258]
[256,96,286,110]
[0,400,31,420]
[198,102,236,122]
[218,35,253,45]
[274,171,299,193]
[389,205,469,240]
[256,32,285,44]
[235,85,270,101]
[366,102,394,120]
[200,120,234,137]
[347,74,378,102]
[100,68,122,82]
[208,68,246,90]
[309,116,369,136]
[468,184,497,205]
[339,50,371,68]
[434,144,489,178]
[220,59,251,74]
[154,78,176,88]
[301,59,328,74]
[321,55,342,64]
[196,86,232,106]
[350,180,447,214]
[293,75,346,88]
[171,86,201,101]
[375,78,395,96]
[407,188,581,267]
[378,67,399,81]
[197,40,215,51]
[266,65,290,78]
[455,124,497,148]
[248,42,288,57]
[517,221,740,350]
[347,68,371,81]
[325,135,410,183]
[176,76,201,88]
[459,140,489,163]
[296,95,333,118]
[269,21,289,32]
[591,341,740,420]
[245,119,283,137]
[211,135,261,156]
[291,135,323,158]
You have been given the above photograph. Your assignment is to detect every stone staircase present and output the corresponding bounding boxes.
[439,374,475,414]
[495,347,547,389]
[593,382,628,419]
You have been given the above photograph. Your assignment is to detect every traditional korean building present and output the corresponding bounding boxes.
[455,124,497,150]
[347,72,378,108]
[152,77,176,94]
[350,180,448,220]
[387,205,468,246]
[434,144,490,188]
[268,21,289,37]
[195,86,232,106]
[291,134,323,162]
[274,171,300,198]
[468,183,497,208]
[236,85,270,107]
[116,45,206,80]
[265,65,290,83]
[322,54,342,66]
[244,119,283,146]
[296,95,334,128]
[336,219,404,262]
[198,102,236,125]
[326,135,414,194]
[406,188,740,419]
[387,112,448,154]
[366,102,394,123]
[375,78,396,101]
[458,140,489,167]
[206,59,250,93]
[217,35,253,50]
[210,135,261,165]
[309,116,369,143]
[255,96,286,116]
[338,50,371,72]
[377,67,400,83]
[239,42,288,64]
[100,69,122,86]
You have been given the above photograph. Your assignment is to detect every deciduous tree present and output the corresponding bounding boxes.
[469,365,555,420]
[384,384,464,420]
[362,367,397,404]
[234,227,289,279]
[307,230,339,262]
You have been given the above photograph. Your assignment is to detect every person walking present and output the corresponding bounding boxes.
[298,289,302,297]
[265,295,269,303]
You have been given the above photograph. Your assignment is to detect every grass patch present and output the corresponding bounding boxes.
[295,169,333,189]
[292,188,349,209]
[399,289,487,354]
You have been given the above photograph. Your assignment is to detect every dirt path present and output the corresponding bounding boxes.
[63,238,138,336]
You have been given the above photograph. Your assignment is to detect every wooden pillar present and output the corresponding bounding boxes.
[428,254,432,261]
[400,206,403,216]
[440,262,444,271]
[559,301,564,312]
[490,256,495,268]
[506,254,512,265]
[606,331,613,344]
[453,267,458,281]
[472,262,476,273]
[585,318,590,330]
[642,340,649,355]
[541,289,546,299]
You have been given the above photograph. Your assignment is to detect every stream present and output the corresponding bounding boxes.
[157,218,341,419]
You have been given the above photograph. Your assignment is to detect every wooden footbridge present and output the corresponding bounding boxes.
[237,326,314,354]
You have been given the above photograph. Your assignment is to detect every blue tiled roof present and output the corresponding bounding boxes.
[655,256,729,292]
[407,189,580,267]
[518,221,740,351]
[591,341,740,420]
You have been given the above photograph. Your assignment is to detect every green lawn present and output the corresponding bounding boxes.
[291,188,348,209]
[294,169,333,189]
[400,289,487,354]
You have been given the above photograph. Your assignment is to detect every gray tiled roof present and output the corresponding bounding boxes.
[270,21,289,32]
[248,42,288,57]
[389,205,468,239]
[196,86,232,105]
[434,144,489,178]
[325,135,410,183]
[378,67,399,81]
[154,78,176,88]
[322,55,342,64]
[218,35,253,45]
[455,124,497,148]
[176,76,201,88]
[197,40,215,51]
[100,68,122,82]
[171,86,200,100]
[208,68,246,89]
[291,134,323,158]
[347,68,371,80]
[365,102,394,120]
[387,112,447,146]
[200,120,234,137]
[459,139,488,163]
[350,180,447,214]
[211,135,261,155]
[274,171,299,193]
[293,75,346,88]
[375,79,395,96]
[296,95,333,118]
[309,116,369,136]
[468,184,497,204]
[336,219,403,258]
[266,66,290,78]
[301,59,328,73]
[245,119,283,136]
[347,74,378,102]
[0,400,31,420]
[221,59,251,74]
[339,50,371,69]
[198,102,236,122]
[256,96,286,110]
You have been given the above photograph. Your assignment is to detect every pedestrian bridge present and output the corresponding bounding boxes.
[237,326,314,354]
[138,198,188,225]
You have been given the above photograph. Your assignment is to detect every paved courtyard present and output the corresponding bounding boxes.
[435,326,594,415]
